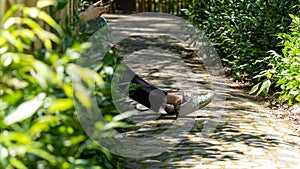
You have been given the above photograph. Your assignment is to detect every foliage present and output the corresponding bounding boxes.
[0,2,124,169]
[250,14,300,105]
[186,0,299,81]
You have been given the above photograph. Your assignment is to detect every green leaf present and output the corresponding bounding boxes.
[73,65,104,88]
[3,17,20,29]
[21,18,42,30]
[256,85,263,96]
[2,91,23,105]
[265,70,272,79]
[25,7,39,18]
[1,52,35,72]
[261,80,272,95]
[62,85,73,98]
[9,157,28,169]
[29,116,60,136]
[31,60,52,89]
[289,14,295,20]
[33,29,60,49]
[1,30,23,52]
[11,29,36,46]
[37,10,64,36]
[0,132,31,144]
[295,94,300,102]
[1,52,18,66]
[249,83,260,94]
[0,35,7,48]
[253,72,265,79]
[73,84,92,108]
[4,93,46,125]
[37,0,58,8]
[0,5,22,26]
[66,135,85,146]
[28,148,56,164]
[48,98,74,113]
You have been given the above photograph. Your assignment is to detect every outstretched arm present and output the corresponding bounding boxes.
[79,0,110,22]
[78,1,119,50]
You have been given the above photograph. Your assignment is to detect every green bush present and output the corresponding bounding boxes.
[187,0,299,81]
[0,2,124,169]
[251,14,300,105]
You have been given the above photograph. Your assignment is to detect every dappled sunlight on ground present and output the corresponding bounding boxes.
[104,14,300,168]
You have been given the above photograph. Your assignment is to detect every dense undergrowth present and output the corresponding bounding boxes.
[187,0,300,105]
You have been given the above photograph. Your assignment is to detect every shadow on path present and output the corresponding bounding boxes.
[106,19,300,168]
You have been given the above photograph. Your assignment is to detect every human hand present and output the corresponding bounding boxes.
[79,0,110,22]
[109,43,120,51]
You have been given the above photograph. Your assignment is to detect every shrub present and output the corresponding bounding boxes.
[251,14,300,105]
[0,2,124,169]
[186,0,299,81]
